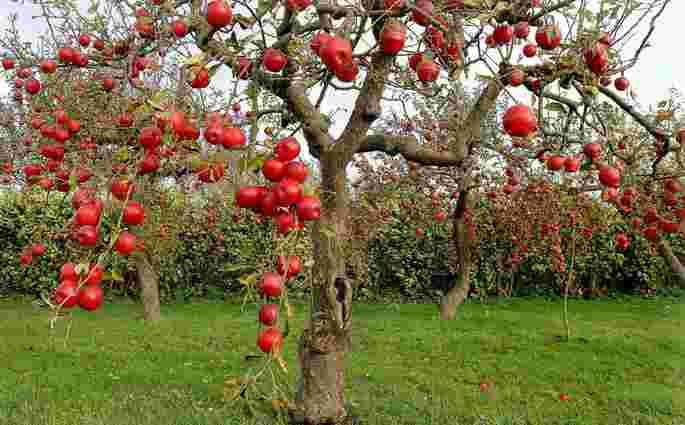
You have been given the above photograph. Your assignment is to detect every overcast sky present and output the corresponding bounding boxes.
[1,1,682,135]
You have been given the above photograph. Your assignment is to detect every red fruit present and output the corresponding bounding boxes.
[535,25,561,50]
[78,34,91,47]
[310,32,332,55]
[115,232,137,256]
[23,164,42,179]
[598,165,620,188]
[384,0,406,10]
[643,226,659,242]
[503,105,537,137]
[259,189,278,217]
[262,159,286,182]
[502,184,515,194]
[514,22,529,39]
[260,272,284,298]
[173,20,187,38]
[40,60,57,74]
[615,233,629,251]
[415,228,425,237]
[206,0,233,28]
[222,127,246,148]
[664,191,679,207]
[559,394,570,401]
[236,186,265,209]
[190,67,210,89]
[614,77,630,91]
[138,154,160,175]
[416,60,439,82]
[296,195,321,221]
[509,68,524,87]
[522,43,537,57]
[118,113,134,127]
[563,157,580,172]
[584,43,609,75]
[493,25,513,45]
[60,263,78,281]
[25,79,41,95]
[275,178,303,206]
[412,0,433,26]
[319,37,353,73]
[112,179,135,201]
[263,48,288,72]
[85,264,104,285]
[425,27,444,50]
[409,53,424,71]
[1,58,14,70]
[77,225,99,247]
[31,243,46,257]
[335,61,359,82]
[103,77,115,91]
[600,77,611,87]
[660,220,680,234]
[257,327,283,353]
[285,161,309,183]
[54,280,79,308]
[75,204,101,226]
[434,210,447,222]
[547,156,564,171]
[204,123,224,145]
[94,39,105,50]
[275,212,296,234]
[197,162,225,183]
[259,304,279,326]
[380,22,406,55]
[20,253,33,266]
[123,201,146,225]
[78,285,103,311]
[275,137,301,161]
[665,179,683,194]
[139,126,162,150]
[277,255,302,278]
[583,143,601,160]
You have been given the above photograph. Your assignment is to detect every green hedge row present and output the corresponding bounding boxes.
[1,190,683,303]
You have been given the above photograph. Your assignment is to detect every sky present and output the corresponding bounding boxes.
[1,0,683,143]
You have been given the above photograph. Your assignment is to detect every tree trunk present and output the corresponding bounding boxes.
[657,240,685,288]
[135,253,161,322]
[440,187,472,320]
[291,153,353,425]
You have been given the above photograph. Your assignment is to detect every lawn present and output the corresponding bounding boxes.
[0,297,683,425]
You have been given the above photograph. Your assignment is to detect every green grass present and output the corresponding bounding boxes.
[0,297,683,425]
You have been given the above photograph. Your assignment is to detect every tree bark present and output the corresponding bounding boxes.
[135,253,161,322]
[291,153,354,425]
[440,187,472,320]
[657,240,685,288]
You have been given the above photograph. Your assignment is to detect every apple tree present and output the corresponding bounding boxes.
[0,0,679,423]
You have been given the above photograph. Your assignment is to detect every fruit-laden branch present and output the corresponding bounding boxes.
[356,134,465,166]
[597,85,665,141]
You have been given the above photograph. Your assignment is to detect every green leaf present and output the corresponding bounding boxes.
[580,159,593,172]
[546,102,567,113]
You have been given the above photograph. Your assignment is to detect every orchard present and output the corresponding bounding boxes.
[0,0,684,424]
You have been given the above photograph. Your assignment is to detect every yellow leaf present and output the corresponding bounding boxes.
[655,111,673,122]
[181,53,206,66]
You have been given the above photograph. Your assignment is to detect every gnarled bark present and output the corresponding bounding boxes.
[291,153,353,425]
[135,253,161,322]
[657,240,685,288]
[440,187,472,320]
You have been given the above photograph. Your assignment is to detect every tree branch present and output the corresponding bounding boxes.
[357,134,464,166]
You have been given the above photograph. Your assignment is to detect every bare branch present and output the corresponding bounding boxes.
[357,134,464,166]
